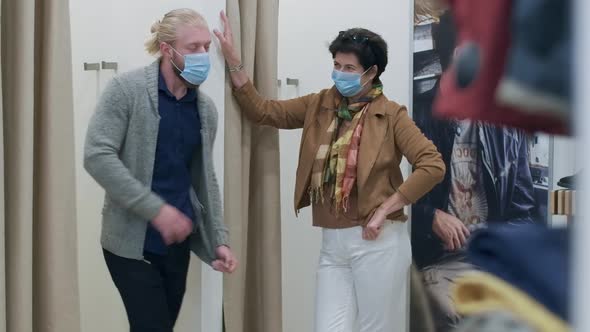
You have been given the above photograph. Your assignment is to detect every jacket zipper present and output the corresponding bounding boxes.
[478,125,499,203]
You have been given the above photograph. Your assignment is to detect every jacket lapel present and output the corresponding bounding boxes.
[294,88,340,205]
[357,96,389,189]
[196,91,211,132]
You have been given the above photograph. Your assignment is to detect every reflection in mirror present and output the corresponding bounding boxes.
[410,1,556,331]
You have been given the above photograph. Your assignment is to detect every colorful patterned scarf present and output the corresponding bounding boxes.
[310,84,383,213]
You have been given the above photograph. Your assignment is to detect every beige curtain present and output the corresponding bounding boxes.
[1,0,81,331]
[223,0,283,331]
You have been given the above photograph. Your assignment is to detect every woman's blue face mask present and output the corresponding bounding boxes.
[331,67,372,97]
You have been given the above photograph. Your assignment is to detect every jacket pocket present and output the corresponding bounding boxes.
[101,197,113,215]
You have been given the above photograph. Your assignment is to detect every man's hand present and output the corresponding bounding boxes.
[151,204,193,245]
[432,209,470,251]
[212,246,238,274]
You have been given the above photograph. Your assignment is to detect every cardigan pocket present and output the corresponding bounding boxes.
[189,187,205,234]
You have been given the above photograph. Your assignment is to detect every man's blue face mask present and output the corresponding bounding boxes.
[169,45,211,86]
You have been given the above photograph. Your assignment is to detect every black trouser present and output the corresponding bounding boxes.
[103,241,191,332]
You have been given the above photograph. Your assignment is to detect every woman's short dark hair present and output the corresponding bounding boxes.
[329,28,388,81]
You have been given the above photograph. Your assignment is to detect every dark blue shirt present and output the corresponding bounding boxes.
[144,72,201,254]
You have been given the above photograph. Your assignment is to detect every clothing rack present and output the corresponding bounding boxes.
[572,0,589,330]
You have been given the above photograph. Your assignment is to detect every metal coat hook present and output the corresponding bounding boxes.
[84,62,100,71]
[286,78,299,86]
[101,61,118,71]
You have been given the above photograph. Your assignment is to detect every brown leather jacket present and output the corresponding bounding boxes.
[233,81,445,225]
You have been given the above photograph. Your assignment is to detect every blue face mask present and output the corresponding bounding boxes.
[170,46,211,86]
[331,67,371,97]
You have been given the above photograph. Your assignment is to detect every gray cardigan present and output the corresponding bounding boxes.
[84,60,228,263]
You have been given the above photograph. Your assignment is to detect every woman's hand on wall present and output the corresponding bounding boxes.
[213,11,241,67]
[213,11,249,89]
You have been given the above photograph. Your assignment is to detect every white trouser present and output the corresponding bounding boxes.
[314,221,412,332]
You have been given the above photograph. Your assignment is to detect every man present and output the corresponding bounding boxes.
[411,10,537,332]
[84,8,237,331]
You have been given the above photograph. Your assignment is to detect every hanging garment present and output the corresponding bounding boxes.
[409,263,436,332]
[433,0,569,135]
[496,0,571,123]
[452,272,569,332]
[467,223,569,320]
[453,311,535,332]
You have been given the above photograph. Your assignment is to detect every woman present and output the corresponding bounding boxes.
[214,12,445,332]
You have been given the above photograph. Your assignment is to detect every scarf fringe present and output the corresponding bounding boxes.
[342,195,350,213]
[309,186,325,204]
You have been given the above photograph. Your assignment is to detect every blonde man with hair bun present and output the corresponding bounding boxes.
[145,9,209,56]
[84,8,236,331]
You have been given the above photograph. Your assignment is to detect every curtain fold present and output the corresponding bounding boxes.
[0,0,5,330]
[223,0,283,331]
[1,0,81,331]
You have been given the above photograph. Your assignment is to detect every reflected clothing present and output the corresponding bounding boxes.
[409,264,436,332]
[412,85,536,331]
[447,121,488,226]
[422,258,474,332]
[411,84,536,268]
